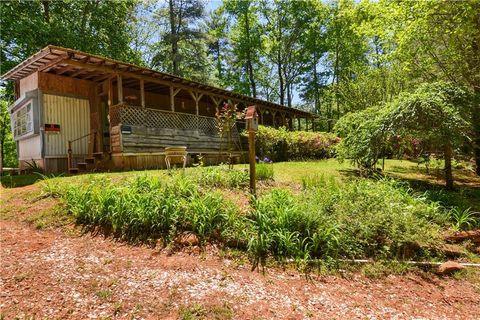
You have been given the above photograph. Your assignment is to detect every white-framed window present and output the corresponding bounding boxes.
[12,101,34,138]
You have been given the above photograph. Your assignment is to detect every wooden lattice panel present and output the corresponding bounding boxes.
[112,104,229,137]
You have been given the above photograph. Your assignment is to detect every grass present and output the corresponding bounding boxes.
[3,159,479,272]
[180,302,233,320]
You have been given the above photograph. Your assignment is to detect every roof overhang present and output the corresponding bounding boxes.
[1,45,316,118]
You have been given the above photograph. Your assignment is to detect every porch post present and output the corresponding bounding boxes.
[297,117,301,131]
[117,74,123,104]
[140,79,145,107]
[292,115,296,131]
[259,108,264,125]
[170,86,175,111]
[170,86,181,112]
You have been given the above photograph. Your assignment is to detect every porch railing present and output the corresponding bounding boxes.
[110,104,243,138]
[110,104,219,136]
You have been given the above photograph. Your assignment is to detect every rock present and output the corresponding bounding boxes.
[440,244,465,257]
[444,230,480,243]
[175,233,199,246]
[437,261,465,275]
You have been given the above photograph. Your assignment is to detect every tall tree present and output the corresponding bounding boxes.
[152,0,204,75]
[261,0,315,107]
[223,0,263,98]
[388,0,480,175]
[0,0,141,73]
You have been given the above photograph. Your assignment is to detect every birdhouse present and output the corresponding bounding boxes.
[245,105,259,131]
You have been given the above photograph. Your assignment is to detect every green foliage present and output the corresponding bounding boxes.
[0,91,17,168]
[334,81,473,186]
[56,173,248,245]
[256,163,273,181]
[448,208,480,231]
[253,126,339,162]
[197,165,248,188]
[248,176,446,269]
[334,106,392,173]
[39,164,468,269]
[1,0,142,73]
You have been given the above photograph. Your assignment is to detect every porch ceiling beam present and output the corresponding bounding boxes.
[92,73,113,82]
[59,58,313,118]
[37,55,68,73]
[55,65,74,75]
[69,68,87,78]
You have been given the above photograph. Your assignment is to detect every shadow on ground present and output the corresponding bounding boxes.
[1,174,43,188]
[339,165,480,212]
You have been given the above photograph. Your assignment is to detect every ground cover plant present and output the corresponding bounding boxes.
[36,160,479,270]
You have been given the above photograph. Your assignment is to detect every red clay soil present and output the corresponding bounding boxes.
[1,186,480,319]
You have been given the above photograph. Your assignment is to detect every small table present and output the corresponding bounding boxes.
[164,146,188,169]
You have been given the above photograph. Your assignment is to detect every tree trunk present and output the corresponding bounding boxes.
[244,9,257,98]
[313,50,320,115]
[473,89,480,176]
[444,144,454,189]
[169,0,179,75]
[278,52,284,105]
[42,1,50,23]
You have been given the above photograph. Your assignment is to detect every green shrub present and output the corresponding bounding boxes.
[61,173,249,244]
[43,169,453,269]
[197,165,249,188]
[251,126,339,162]
[248,176,445,268]
[256,163,274,181]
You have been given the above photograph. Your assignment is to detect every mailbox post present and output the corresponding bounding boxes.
[245,106,259,196]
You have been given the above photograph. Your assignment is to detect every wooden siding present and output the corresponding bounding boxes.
[120,125,229,153]
[38,72,93,98]
[43,94,91,156]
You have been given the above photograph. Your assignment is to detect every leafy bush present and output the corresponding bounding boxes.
[252,126,339,162]
[196,165,249,188]
[248,176,445,268]
[334,82,473,188]
[256,162,274,181]
[60,173,248,244]
[42,168,457,269]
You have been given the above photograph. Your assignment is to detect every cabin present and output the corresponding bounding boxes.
[1,45,315,173]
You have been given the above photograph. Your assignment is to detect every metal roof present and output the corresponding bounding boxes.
[1,45,314,117]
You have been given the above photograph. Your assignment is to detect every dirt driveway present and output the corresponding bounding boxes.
[1,186,480,319]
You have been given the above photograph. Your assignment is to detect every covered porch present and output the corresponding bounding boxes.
[3,45,316,172]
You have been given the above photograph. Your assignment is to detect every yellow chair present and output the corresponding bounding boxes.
[164,146,188,169]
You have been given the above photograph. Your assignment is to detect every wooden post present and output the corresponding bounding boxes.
[189,91,204,116]
[170,86,181,112]
[249,130,256,196]
[67,141,73,172]
[292,115,296,131]
[297,117,301,131]
[140,79,145,107]
[117,74,123,104]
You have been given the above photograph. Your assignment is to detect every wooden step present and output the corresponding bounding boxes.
[68,168,79,174]
[93,152,104,158]
[85,157,95,164]
[77,163,88,171]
